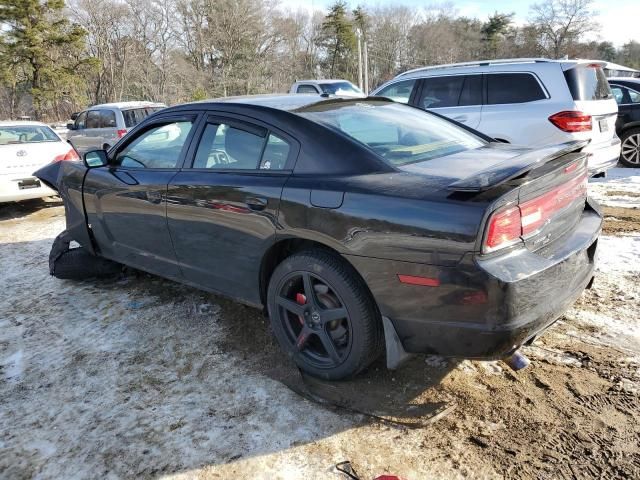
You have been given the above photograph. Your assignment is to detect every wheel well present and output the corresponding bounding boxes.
[259,238,373,310]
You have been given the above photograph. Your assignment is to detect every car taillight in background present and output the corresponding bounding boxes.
[548,111,592,133]
[52,148,80,162]
[483,167,588,253]
[117,129,127,138]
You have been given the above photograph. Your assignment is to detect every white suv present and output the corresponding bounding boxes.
[372,59,620,175]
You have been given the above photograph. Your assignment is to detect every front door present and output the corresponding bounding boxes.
[166,115,298,304]
[83,114,199,278]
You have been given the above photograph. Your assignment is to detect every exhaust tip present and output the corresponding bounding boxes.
[504,350,530,371]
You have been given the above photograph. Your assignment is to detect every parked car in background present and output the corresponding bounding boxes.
[290,80,364,97]
[372,58,620,176]
[36,95,600,380]
[608,77,640,167]
[66,101,165,154]
[0,121,78,203]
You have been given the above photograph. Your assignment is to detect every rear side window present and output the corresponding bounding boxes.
[418,76,465,108]
[123,108,159,128]
[487,73,546,104]
[376,79,416,104]
[297,85,319,94]
[564,66,612,101]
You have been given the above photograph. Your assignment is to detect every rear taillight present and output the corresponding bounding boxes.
[485,206,522,252]
[52,148,80,162]
[117,129,127,138]
[549,111,592,133]
[483,167,587,253]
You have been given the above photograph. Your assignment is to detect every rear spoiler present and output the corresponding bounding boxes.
[447,140,589,192]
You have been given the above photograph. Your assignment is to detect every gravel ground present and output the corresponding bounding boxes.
[1,169,639,480]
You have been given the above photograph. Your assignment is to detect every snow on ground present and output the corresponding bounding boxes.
[2,166,640,479]
[589,167,640,208]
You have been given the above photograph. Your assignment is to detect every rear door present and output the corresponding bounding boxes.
[166,113,298,304]
[563,64,618,143]
[414,75,482,128]
[83,113,199,278]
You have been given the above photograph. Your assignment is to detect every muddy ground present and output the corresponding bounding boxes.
[1,171,639,479]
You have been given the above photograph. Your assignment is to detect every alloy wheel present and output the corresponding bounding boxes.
[275,271,352,368]
[621,133,640,165]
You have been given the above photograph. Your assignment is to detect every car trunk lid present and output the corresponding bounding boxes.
[0,142,69,177]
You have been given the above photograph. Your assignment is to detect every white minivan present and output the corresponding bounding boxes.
[372,59,620,175]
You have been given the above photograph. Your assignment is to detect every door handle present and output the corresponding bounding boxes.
[245,196,268,211]
[452,115,468,122]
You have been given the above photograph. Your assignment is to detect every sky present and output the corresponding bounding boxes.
[281,0,640,48]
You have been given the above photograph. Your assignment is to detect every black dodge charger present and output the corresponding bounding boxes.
[36,95,601,380]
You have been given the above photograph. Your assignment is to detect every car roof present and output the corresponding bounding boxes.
[294,79,355,85]
[395,58,605,79]
[185,93,362,111]
[86,101,166,110]
[0,120,52,127]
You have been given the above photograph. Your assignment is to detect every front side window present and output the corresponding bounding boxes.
[193,123,290,170]
[297,85,319,94]
[611,86,625,104]
[75,111,87,129]
[0,125,59,145]
[376,79,416,104]
[115,121,193,169]
[299,100,484,167]
[487,73,547,104]
[418,76,465,109]
[628,88,640,103]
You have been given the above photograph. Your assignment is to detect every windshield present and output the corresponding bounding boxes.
[564,65,613,101]
[319,82,363,95]
[0,125,59,145]
[298,100,485,166]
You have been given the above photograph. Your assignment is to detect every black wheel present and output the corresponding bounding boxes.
[267,249,382,380]
[620,128,640,167]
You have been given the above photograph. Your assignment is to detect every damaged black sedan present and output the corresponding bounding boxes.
[36,95,601,380]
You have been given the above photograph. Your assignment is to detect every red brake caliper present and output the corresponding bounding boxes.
[295,292,308,350]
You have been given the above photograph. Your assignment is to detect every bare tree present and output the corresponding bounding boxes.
[529,0,599,59]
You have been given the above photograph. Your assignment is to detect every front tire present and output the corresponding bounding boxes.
[267,249,382,380]
[620,128,640,167]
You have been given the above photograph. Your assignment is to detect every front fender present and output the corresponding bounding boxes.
[34,161,95,255]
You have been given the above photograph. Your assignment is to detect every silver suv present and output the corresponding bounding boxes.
[372,59,620,176]
[66,101,165,153]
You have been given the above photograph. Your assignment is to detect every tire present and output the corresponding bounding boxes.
[620,128,640,168]
[266,249,383,380]
[49,231,121,280]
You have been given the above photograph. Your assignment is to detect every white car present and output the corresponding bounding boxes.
[0,121,79,203]
[290,80,365,97]
[372,58,621,176]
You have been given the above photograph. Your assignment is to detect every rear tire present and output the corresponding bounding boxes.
[267,249,383,380]
[620,128,640,168]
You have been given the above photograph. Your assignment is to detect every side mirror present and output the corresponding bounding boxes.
[66,122,75,130]
[84,149,108,168]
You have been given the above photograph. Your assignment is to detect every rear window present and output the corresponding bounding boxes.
[487,73,547,104]
[319,82,363,95]
[564,65,613,101]
[298,101,484,166]
[0,125,59,145]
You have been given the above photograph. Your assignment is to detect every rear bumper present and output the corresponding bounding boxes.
[0,176,56,203]
[584,137,621,175]
[345,206,601,359]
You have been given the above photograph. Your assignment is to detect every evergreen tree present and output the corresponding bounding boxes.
[0,0,94,119]
[481,12,514,58]
[319,1,357,79]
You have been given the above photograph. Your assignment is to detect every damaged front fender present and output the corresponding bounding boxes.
[34,161,95,255]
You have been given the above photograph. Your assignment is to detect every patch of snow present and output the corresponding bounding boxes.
[596,234,640,274]
[589,168,640,208]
